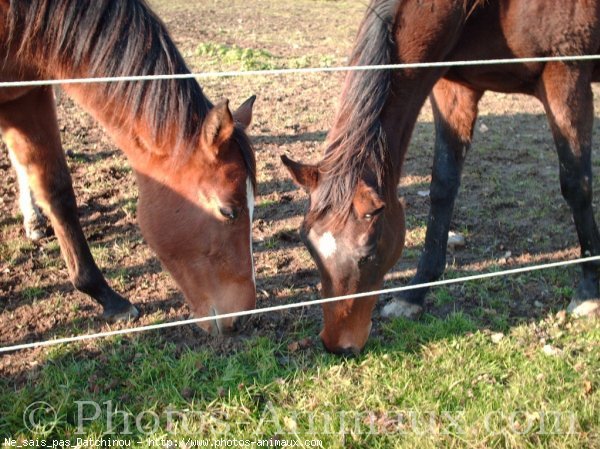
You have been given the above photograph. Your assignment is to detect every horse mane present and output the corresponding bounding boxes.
[310,0,399,223]
[5,0,213,162]
[233,126,257,192]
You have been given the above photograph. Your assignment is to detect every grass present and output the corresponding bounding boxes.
[2,1,600,448]
[20,286,46,301]
[195,42,339,72]
[1,313,597,447]
[0,237,36,267]
[196,43,280,71]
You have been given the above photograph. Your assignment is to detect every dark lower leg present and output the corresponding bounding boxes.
[0,87,136,320]
[540,63,600,305]
[402,80,482,306]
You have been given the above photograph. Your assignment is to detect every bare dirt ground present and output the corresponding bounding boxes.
[1,0,599,379]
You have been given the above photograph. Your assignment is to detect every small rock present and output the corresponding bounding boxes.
[568,299,600,317]
[491,332,504,344]
[534,300,544,308]
[583,380,593,396]
[499,251,512,264]
[542,344,563,356]
[259,289,270,299]
[447,231,466,250]
[298,337,313,349]
[277,355,290,366]
[181,387,194,400]
[417,190,430,197]
[479,123,489,133]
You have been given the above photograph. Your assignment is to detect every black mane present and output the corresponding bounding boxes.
[310,0,399,222]
[6,0,211,158]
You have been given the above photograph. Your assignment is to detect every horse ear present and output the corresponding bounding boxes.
[202,100,234,151]
[233,95,256,129]
[281,155,319,192]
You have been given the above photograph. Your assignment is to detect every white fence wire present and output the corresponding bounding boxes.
[0,54,599,88]
[2,53,600,353]
[1,256,599,353]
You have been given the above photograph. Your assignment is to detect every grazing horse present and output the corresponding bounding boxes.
[283,0,600,355]
[1,0,257,334]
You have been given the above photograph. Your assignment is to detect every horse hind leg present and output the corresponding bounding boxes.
[539,63,600,317]
[382,79,482,319]
[7,147,48,241]
[0,86,138,322]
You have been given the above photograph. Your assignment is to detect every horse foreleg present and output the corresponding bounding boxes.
[382,79,482,319]
[7,147,48,241]
[0,86,138,322]
[539,63,600,317]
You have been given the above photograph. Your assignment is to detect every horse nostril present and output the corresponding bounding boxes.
[338,346,361,358]
[358,254,375,267]
[233,315,249,332]
[321,339,361,358]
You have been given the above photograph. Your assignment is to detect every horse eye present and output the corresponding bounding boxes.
[364,206,385,221]
[219,206,238,221]
[358,254,376,266]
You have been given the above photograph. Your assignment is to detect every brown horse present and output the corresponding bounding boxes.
[1,0,257,334]
[283,0,600,355]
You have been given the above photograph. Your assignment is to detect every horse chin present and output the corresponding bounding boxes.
[205,307,236,336]
[194,307,238,336]
[319,301,374,356]
[319,323,371,357]
[192,288,255,336]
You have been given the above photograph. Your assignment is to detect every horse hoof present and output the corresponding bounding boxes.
[25,223,47,241]
[102,304,140,323]
[567,299,600,318]
[381,299,423,319]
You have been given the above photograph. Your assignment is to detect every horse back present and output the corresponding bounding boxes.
[444,0,600,93]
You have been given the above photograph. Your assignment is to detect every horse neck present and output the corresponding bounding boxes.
[381,69,447,183]
[61,81,204,177]
[379,0,470,179]
[4,0,210,176]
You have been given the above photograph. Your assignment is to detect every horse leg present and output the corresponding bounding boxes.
[382,79,482,319]
[0,86,138,321]
[7,147,48,241]
[539,63,600,317]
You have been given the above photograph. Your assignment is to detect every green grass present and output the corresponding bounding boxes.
[0,237,36,267]
[196,43,280,71]
[2,2,600,448]
[195,42,339,72]
[1,313,598,448]
[20,286,46,301]
[263,237,279,250]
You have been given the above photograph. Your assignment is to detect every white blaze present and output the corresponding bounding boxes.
[317,231,337,259]
[246,177,255,286]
